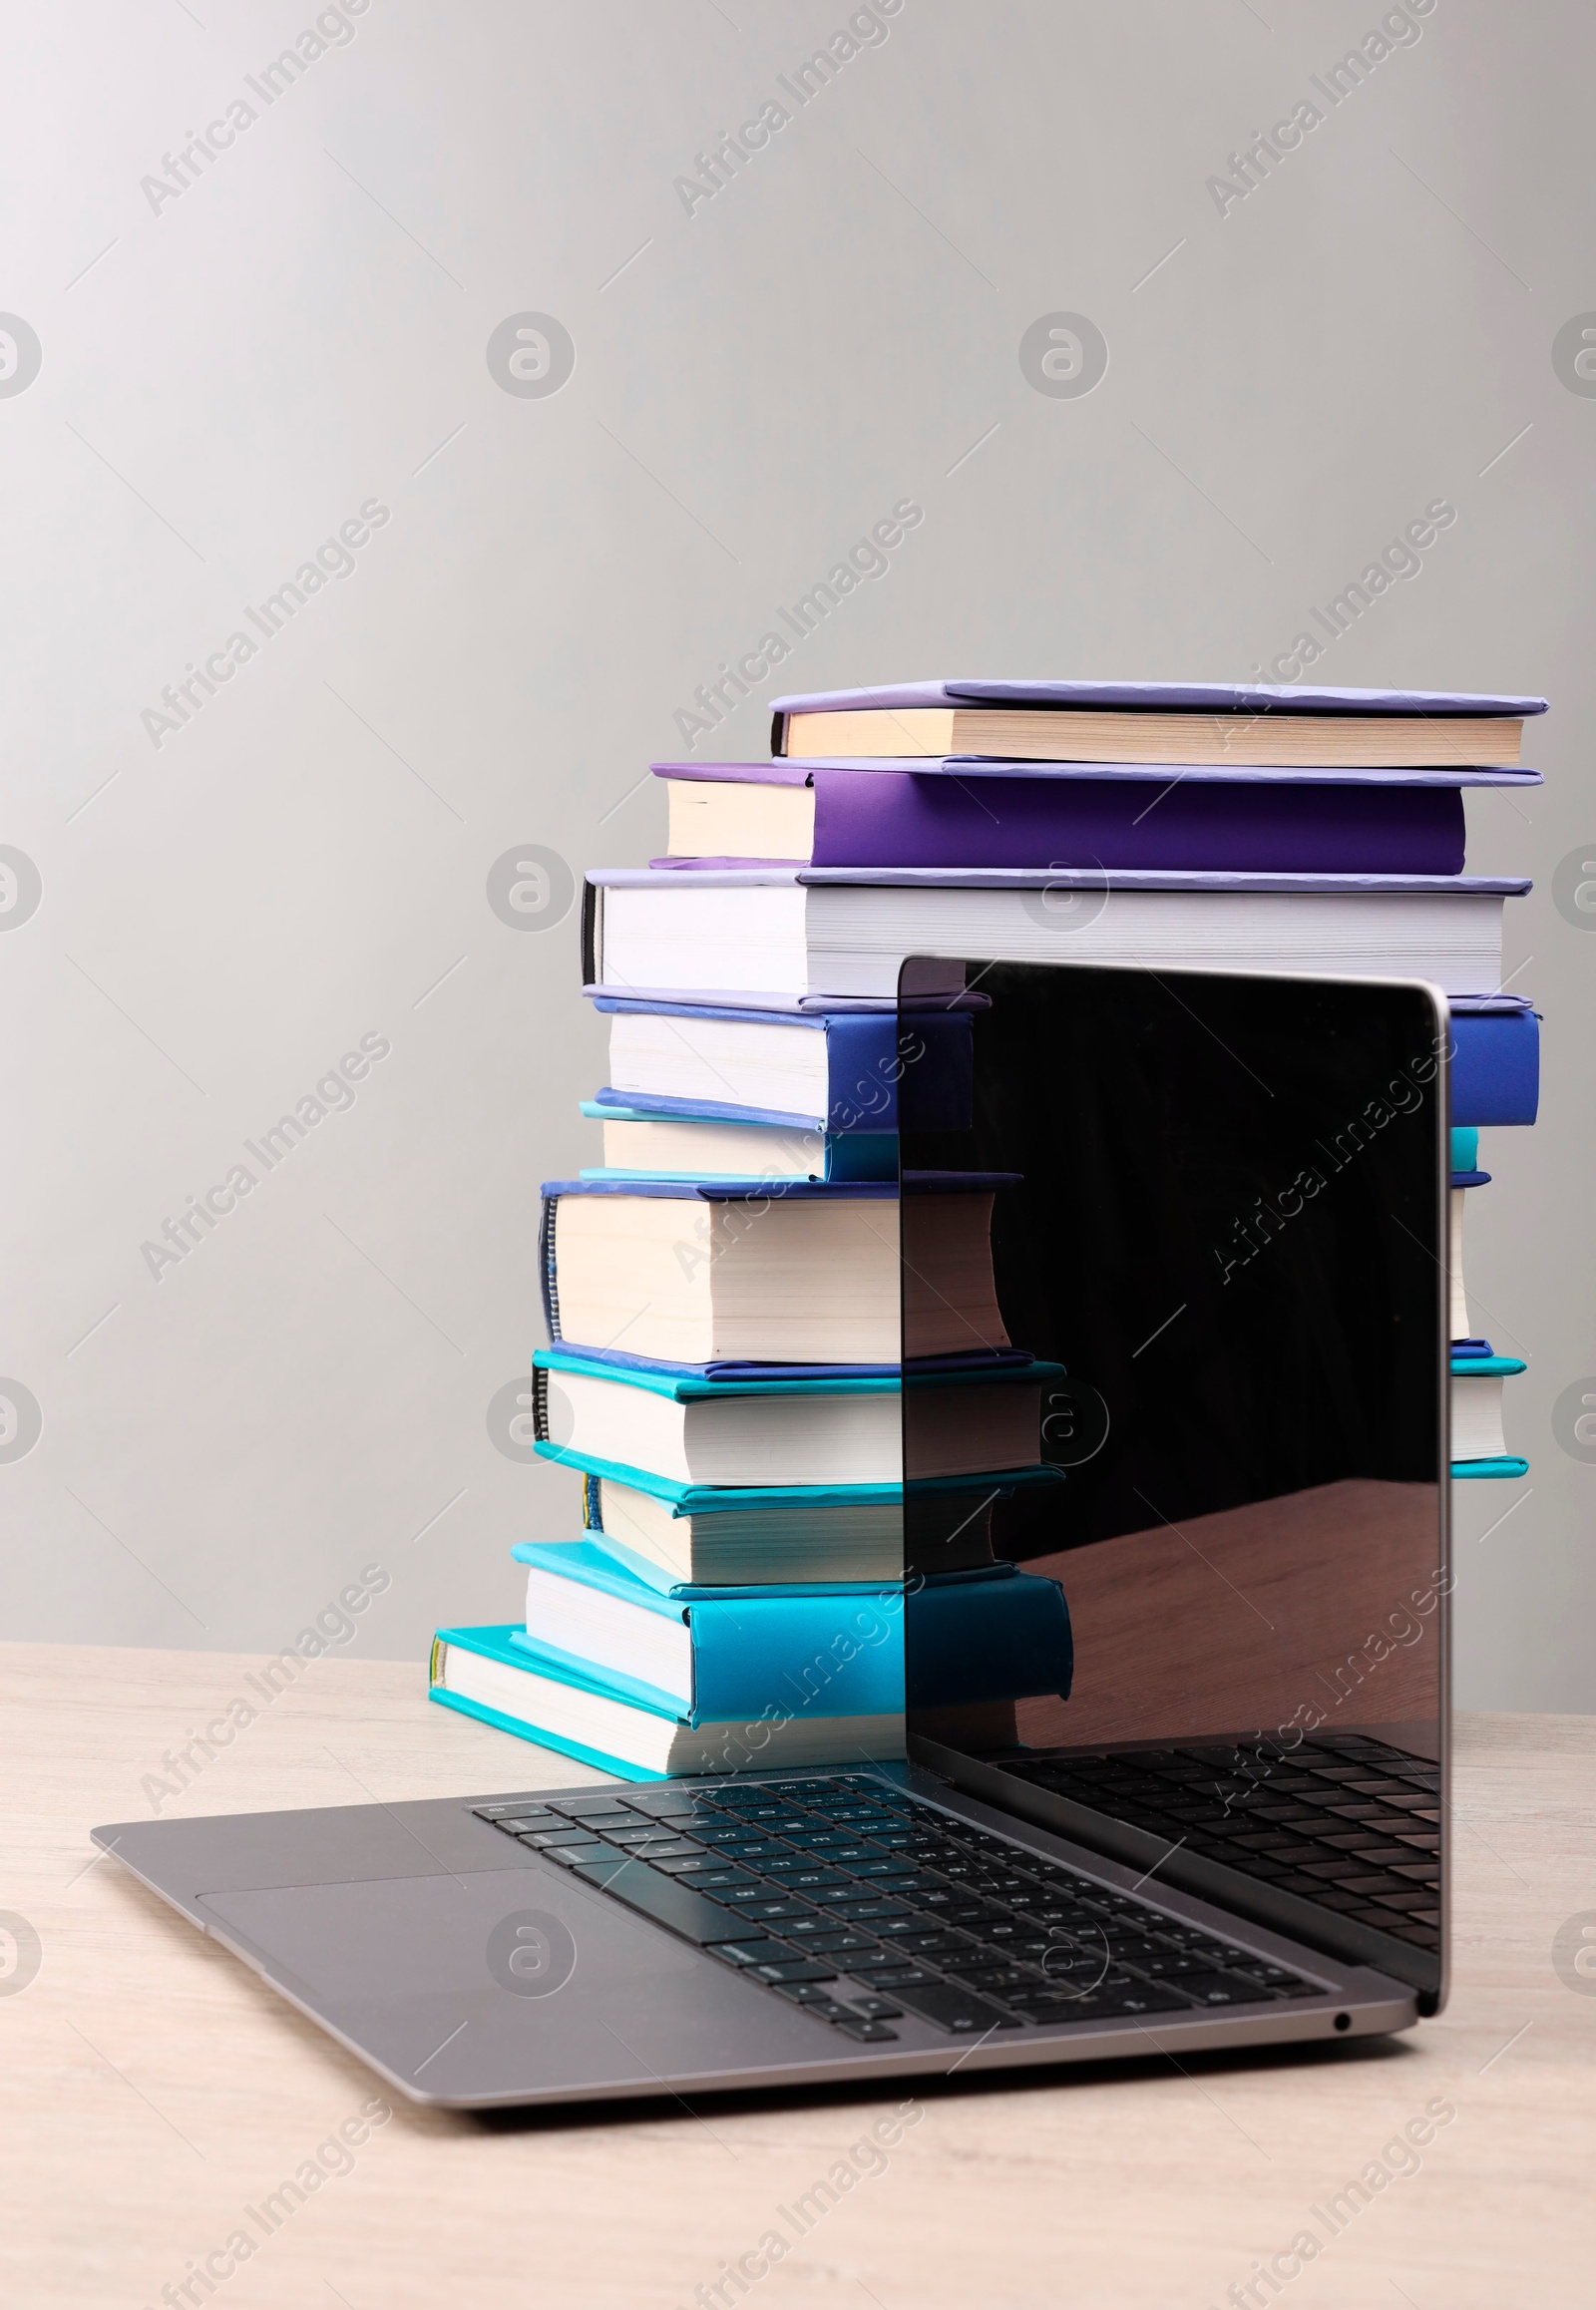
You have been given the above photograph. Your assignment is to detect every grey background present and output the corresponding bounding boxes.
[2,0,1589,1709]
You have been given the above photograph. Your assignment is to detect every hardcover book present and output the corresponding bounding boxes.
[767,678,1546,767]
[653,757,1541,877]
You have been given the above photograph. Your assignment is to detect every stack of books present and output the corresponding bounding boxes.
[432,677,1542,1776]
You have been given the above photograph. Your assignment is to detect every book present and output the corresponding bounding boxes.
[903,1563,1074,1709]
[430,1623,904,1779]
[585,867,1528,1005]
[591,995,975,1133]
[1447,1133,1491,1343]
[510,1537,1073,1717]
[510,1535,908,1721]
[579,1098,896,1184]
[564,1459,1060,1588]
[769,678,1546,767]
[533,1346,1058,1485]
[653,759,1540,877]
[1451,1353,1527,1473]
[540,1177,1008,1365]
[1449,998,1539,1124]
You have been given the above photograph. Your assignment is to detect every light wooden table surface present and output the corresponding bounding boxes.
[5,1642,1594,2310]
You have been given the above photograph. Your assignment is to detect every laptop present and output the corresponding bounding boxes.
[93,960,1448,2108]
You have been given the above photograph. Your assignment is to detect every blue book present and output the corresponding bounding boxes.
[579,1097,896,1183]
[429,1622,903,1780]
[510,1535,906,1723]
[1450,997,1538,1124]
[590,995,975,1133]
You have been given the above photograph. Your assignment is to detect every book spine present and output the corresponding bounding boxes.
[581,879,599,985]
[539,1195,562,1341]
[533,1362,551,1442]
[770,709,788,757]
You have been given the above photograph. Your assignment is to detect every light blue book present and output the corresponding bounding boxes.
[510,1534,906,1724]
[429,1622,903,1780]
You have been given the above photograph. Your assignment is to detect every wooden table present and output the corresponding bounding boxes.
[5,1643,1593,2309]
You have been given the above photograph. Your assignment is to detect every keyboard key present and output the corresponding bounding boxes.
[472,1800,558,1821]
[750,1960,839,1985]
[839,1949,910,1973]
[705,1939,791,1967]
[760,1865,851,1889]
[1172,1972,1268,2006]
[830,2018,900,2042]
[710,1893,820,1922]
[539,1840,615,1866]
[650,1861,759,1888]
[848,1995,904,2019]
[515,1824,602,1847]
[792,1932,880,1956]
[1227,1962,1313,1994]
[887,1982,1021,2034]
[830,1898,913,1922]
[859,1966,939,1988]
[947,1964,1040,1994]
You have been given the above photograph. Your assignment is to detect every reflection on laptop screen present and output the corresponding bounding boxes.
[899,962,1447,1999]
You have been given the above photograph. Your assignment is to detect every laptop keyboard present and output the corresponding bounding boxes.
[1003,1732,1441,1954]
[471,1772,1325,2044]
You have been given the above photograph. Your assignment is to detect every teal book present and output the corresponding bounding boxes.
[561,1449,1061,1588]
[429,1622,904,1780]
[533,1345,1060,1491]
[579,1098,895,1183]
[1451,1351,1527,1479]
[510,1534,906,1723]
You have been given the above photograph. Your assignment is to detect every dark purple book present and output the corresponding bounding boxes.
[651,759,1542,876]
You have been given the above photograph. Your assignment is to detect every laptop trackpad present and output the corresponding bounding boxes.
[199,1870,803,2099]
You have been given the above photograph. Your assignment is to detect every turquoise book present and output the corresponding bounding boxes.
[510,1533,1074,1718]
[510,1534,905,1723]
[1450,1350,1528,1480]
[429,1621,905,1781]
[561,1451,1062,1588]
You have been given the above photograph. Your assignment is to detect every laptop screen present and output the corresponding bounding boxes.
[898,961,1447,2002]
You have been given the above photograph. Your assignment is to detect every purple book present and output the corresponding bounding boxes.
[767,679,1549,715]
[650,759,1543,876]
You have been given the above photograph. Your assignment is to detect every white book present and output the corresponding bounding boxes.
[586,868,1524,1005]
